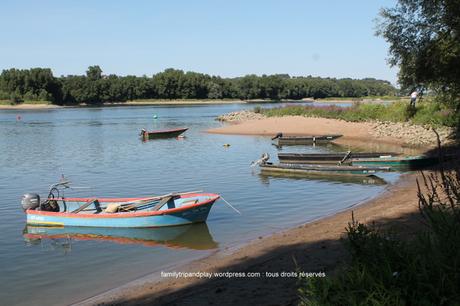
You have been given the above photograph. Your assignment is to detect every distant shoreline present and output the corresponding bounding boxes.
[0,97,405,110]
[0,99,314,110]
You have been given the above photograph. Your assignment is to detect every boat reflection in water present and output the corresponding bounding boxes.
[23,222,218,251]
[258,172,387,186]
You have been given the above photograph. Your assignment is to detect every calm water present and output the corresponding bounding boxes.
[0,103,399,305]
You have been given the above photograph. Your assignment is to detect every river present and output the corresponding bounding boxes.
[0,103,399,305]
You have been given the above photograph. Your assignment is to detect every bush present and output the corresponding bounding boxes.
[298,167,460,305]
[261,101,456,127]
[10,92,23,104]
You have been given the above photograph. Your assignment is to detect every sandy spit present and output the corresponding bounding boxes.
[208,116,426,150]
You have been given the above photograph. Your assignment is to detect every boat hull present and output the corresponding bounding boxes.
[260,163,389,177]
[351,156,439,170]
[26,194,219,228]
[259,172,387,185]
[278,152,399,164]
[142,128,188,140]
[276,135,342,145]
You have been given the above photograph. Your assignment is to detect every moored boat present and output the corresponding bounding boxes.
[260,162,390,177]
[278,152,400,164]
[258,172,387,186]
[140,127,188,140]
[351,155,440,170]
[22,182,220,228]
[272,133,343,145]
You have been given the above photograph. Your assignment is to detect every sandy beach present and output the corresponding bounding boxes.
[209,115,434,151]
[0,103,62,110]
[79,116,431,305]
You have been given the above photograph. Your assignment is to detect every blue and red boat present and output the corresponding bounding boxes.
[22,182,220,228]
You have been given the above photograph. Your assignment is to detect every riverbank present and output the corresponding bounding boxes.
[81,172,422,305]
[0,99,309,110]
[211,114,454,148]
[0,100,245,110]
[0,103,62,110]
[0,97,401,110]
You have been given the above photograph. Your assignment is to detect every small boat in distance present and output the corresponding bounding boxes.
[22,181,219,228]
[140,127,188,140]
[272,132,343,145]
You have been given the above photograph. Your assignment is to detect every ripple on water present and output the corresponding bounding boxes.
[0,104,395,306]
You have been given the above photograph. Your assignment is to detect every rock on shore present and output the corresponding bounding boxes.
[216,110,266,123]
[215,110,455,147]
[370,121,454,146]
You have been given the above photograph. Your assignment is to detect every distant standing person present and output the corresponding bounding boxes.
[410,90,417,107]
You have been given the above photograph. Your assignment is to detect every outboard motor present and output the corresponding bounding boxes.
[21,193,40,211]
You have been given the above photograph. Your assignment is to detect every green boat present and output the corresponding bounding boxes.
[271,133,343,145]
[259,162,390,177]
[258,172,387,186]
[351,155,439,170]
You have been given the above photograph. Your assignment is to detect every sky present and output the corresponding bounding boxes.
[0,0,399,84]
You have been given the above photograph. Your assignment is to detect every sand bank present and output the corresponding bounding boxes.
[209,114,455,149]
[0,103,62,110]
[209,116,425,149]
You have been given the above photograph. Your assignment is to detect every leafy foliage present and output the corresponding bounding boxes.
[376,0,460,107]
[299,166,460,305]
[261,101,457,127]
[0,67,396,105]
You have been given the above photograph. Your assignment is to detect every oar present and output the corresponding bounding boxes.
[76,190,204,212]
[118,190,203,209]
[338,150,352,165]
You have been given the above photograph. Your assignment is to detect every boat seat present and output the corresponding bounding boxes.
[72,199,99,213]
[151,196,173,211]
[181,199,198,206]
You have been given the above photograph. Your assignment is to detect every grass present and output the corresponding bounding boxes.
[314,96,402,102]
[260,101,457,127]
[298,167,460,305]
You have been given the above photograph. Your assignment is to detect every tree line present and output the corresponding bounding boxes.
[0,66,396,105]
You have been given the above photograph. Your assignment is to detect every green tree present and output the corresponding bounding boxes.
[376,0,460,106]
[86,65,103,81]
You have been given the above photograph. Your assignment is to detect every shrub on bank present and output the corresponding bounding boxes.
[260,101,457,127]
[298,167,460,305]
